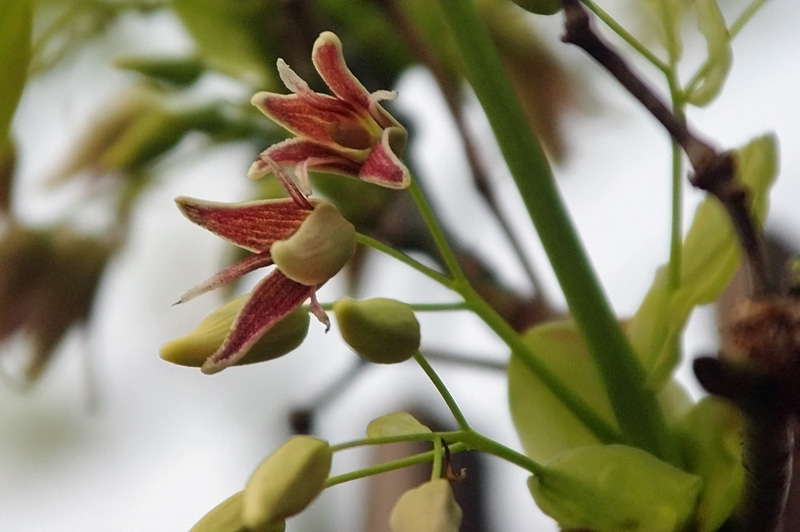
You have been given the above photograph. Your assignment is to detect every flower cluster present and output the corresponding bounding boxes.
[165,31,410,374]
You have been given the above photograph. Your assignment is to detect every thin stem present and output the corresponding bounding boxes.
[579,0,671,75]
[441,0,674,460]
[324,442,467,487]
[461,430,543,476]
[317,301,469,312]
[431,437,443,480]
[330,431,465,452]
[413,352,471,430]
[666,72,685,290]
[425,350,506,372]
[356,232,453,288]
[408,179,468,284]
[684,0,768,96]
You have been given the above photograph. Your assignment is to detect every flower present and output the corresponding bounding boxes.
[248,31,411,192]
[173,182,355,374]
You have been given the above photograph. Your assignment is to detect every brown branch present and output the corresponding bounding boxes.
[559,0,773,296]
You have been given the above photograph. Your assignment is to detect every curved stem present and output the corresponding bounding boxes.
[461,430,543,476]
[324,442,467,488]
[356,232,453,288]
[330,431,465,452]
[414,352,471,431]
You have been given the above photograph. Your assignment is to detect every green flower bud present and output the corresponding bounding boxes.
[509,0,561,16]
[160,295,309,367]
[389,479,462,532]
[242,436,332,529]
[333,298,420,364]
[271,201,355,286]
[529,444,701,532]
[190,491,286,532]
[367,411,431,438]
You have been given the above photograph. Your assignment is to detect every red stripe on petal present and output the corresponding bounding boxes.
[201,271,314,373]
[176,196,312,252]
[175,252,273,304]
[358,128,411,189]
[312,32,371,111]
[253,92,364,145]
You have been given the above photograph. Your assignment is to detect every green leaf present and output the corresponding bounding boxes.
[366,412,431,438]
[676,397,744,532]
[648,0,684,62]
[529,444,701,532]
[0,0,32,141]
[172,0,276,87]
[508,320,688,463]
[115,55,204,86]
[628,134,779,389]
[686,0,732,106]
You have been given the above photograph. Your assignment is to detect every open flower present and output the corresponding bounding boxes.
[173,184,355,374]
[248,31,411,192]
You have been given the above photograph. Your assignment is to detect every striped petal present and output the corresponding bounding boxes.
[176,196,312,253]
[248,138,361,180]
[174,252,273,305]
[358,128,411,189]
[201,270,315,374]
[312,32,372,113]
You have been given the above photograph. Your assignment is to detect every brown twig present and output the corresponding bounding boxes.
[560,0,773,297]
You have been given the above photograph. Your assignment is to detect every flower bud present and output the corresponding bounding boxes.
[271,201,355,286]
[160,295,309,367]
[389,479,462,532]
[190,491,286,532]
[509,0,561,15]
[528,444,701,532]
[333,298,420,364]
[242,436,332,529]
[367,411,431,438]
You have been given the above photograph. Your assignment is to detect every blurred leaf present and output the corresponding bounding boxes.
[0,139,15,215]
[0,0,32,141]
[366,411,431,438]
[115,55,204,86]
[529,444,701,532]
[646,0,684,63]
[172,0,276,87]
[676,397,744,532]
[509,320,698,463]
[686,0,732,106]
[628,135,779,389]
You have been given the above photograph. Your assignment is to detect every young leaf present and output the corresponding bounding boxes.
[676,397,745,532]
[366,412,431,438]
[628,135,778,389]
[0,0,32,141]
[686,0,732,106]
[648,0,684,63]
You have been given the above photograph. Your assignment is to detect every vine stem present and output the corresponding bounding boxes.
[355,232,453,288]
[414,352,471,430]
[439,0,674,460]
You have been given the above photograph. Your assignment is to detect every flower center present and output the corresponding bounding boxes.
[329,121,374,150]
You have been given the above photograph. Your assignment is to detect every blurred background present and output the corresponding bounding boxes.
[1,0,797,530]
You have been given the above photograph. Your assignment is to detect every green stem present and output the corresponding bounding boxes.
[431,437,443,480]
[330,431,464,452]
[579,0,670,75]
[408,179,468,284]
[356,232,453,288]
[666,72,685,290]
[414,352,471,430]
[324,442,467,487]
[461,430,543,476]
[440,0,674,460]
[318,301,469,312]
[683,0,767,96]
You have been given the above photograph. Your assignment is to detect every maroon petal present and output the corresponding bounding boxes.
[176,196,312,252]
[174,252,273,305]
[201,271,315,374]
[358,128,411,189]
[312,32,372,112]
[248,138,362,181]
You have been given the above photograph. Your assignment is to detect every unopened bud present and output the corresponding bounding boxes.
[367,411,431,438]
[160,296,309,367]
[333,298,420,364]
[242,436,331,529]
[190,491,285,532]
[271,201,355,286]
[389,479,462,532]
[510,0,561,15]
[529,444,700,532]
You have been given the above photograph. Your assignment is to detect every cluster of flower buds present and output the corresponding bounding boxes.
[163,31,412,374]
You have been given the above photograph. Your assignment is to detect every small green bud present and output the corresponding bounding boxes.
[160,295,309,367]
[389,479,462,532]
[242,436,332,529]
[190,491,286,532]
[529,444,701,532]
[509,0,561,16]
[334,298,420,364]
[366,412,431,438]
[271,201,355,286]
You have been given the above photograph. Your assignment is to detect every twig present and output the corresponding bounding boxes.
[559,0,773,296]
